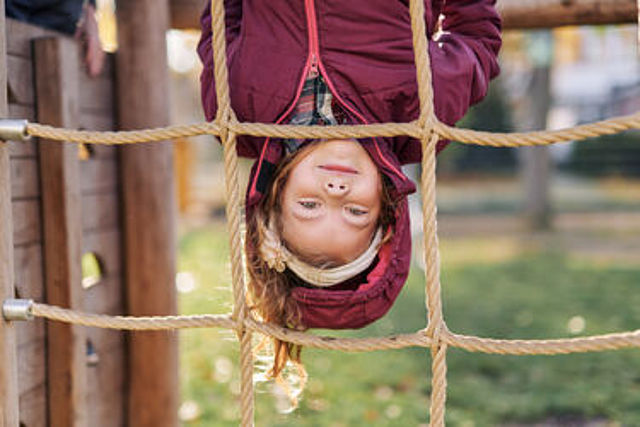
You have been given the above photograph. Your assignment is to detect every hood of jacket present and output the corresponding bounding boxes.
[244,138,414,329]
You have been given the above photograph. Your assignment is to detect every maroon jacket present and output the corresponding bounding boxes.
[198,0,501,329]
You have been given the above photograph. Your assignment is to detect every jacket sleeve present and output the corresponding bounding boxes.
[197,0,243,122]
[429,0,502,126]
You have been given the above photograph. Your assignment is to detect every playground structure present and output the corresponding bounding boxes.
[0,1,639,426]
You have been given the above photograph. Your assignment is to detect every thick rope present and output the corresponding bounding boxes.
[435,112,640,146]
[408,0,436,127]
[28,302,640,354]
[27,122,220,144]
[30,303,237,330]
[430,341,448,427]
[24,112,640,147]
[407,0,448,422]
[209,0,254,424]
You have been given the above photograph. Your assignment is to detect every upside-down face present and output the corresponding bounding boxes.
[280,139,382,266]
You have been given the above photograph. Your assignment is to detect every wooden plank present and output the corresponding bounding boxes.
[79,111,116,132]
[8,102,35,121]
[12,199,40,246]
[7,54,34,106]
[84,276,124,316]
[17,339,45,396]
[78,73,114,115]
[78,112,117,161]
[35,37,88,427]
[0,4,20,424]
[6,18,57,58]
[83,229,122,276]
[19,382,47,427]
[16,318,45,348]
[10,157,39,199]
[499,0,638,29]
[14,243,45,301]
[86,347,125,427]
[78,143,117,161]
[86,327,125,356]
[116,1,178,425]
[80,158,118,194]
[170,0,203,29]
[8,104,37,158]
[82,193,120,231]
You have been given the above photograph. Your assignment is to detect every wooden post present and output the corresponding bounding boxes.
[34,37,87,427]
[499,0,638,29]
[115,1,178,426]
[519,32,553,230]
[0,2,20,425]
[169,0,203,29]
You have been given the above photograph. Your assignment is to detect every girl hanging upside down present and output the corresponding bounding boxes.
[198,0,502,378]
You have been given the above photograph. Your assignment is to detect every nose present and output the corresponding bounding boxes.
[324,177,349,197]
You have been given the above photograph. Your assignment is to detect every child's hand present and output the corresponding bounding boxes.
[75,3,105,78]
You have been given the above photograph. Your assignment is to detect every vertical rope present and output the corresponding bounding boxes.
[408,0,448,424]
[430,341,448,427]
[409,0,437,127]
[210,0,233,125]
[421,133,449,427]
[210,0,254,425]
[222,131,254,427]
[421,134,444,333]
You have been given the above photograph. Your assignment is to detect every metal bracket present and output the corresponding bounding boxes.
[2,299,34,321]
[0,119,31,142]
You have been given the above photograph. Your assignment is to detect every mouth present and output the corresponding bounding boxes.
[318,164,359,174]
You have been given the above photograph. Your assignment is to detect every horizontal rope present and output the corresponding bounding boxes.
[446,330,640,355]
[245,318,432,352]
[27,122,221,144]
[31,303,236,330]
[436,111,640,147]
[27,302,640,355]
[23,111,640,147]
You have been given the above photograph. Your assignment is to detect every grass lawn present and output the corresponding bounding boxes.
[177,222,640,426]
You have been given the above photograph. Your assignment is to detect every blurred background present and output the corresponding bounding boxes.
[97,1,640,425]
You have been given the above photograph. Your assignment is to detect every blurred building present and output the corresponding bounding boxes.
[552,25,639,123]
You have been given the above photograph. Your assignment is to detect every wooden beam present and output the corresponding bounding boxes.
[0,1,20,425]
[170,0,202,29]
[34,37,88,427]
[115,1,179,426]
[169,0,639,29]
[499,0,638,29]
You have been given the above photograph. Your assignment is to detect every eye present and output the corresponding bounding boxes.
[346,206,368,216]
[299,200,319,209]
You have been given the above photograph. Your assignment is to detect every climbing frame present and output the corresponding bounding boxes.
[1,0,640,426]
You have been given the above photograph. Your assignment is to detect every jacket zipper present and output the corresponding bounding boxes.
[250,0,406,198]
[306,0,320,75]
[304,0,406,181]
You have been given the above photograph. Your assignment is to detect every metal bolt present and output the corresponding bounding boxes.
[86,340,100,366]
[0,119,31,142]
[2,299,34,321]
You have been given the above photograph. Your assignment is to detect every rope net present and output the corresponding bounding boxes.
[4,0,640,425]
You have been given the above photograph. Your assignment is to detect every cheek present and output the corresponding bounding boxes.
[360,174,383,209]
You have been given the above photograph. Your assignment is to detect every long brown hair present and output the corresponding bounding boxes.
[245,141,397,378]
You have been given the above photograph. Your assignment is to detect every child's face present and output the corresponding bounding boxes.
[280,139,382,266]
